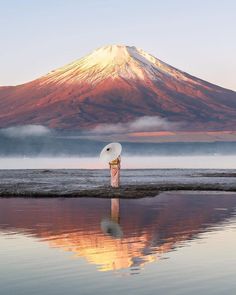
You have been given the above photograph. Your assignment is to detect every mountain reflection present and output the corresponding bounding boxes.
[0,192,236,273]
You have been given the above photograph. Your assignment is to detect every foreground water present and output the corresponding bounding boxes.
[0,192,236,295]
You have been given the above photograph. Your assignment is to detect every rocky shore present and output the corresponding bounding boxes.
[0,169,236,198]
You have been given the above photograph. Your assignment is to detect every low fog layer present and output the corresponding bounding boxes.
[0,124,236,157]
[89,116,180,135]
[0,125,51,137]
[0,156,236,169]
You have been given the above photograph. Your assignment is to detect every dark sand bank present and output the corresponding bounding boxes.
[0,169,236,198]
[1,183,236,199]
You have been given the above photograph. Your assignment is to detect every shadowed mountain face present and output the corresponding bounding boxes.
[0,193,236,272]
[0,45,236,131]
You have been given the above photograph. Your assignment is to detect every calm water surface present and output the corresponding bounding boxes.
[0,192,236,295]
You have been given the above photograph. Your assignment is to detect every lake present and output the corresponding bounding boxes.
[0,192,236,294]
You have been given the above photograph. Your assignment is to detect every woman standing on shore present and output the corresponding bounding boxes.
[109,155,121,188]
[100,142,122,188]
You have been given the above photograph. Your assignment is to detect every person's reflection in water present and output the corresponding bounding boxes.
[101,198,123,239]
[111,198,120,223]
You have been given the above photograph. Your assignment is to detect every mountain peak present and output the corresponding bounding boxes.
[40,44,162,85]
[0,45,236,131]
[37,44,221,90]
[94,44,135,53]
[83,44,134,66]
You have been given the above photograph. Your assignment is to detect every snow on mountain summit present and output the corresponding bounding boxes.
[40,45,191,86]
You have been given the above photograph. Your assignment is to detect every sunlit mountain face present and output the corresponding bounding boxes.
[1,193,236,273]
[0,45,236,131]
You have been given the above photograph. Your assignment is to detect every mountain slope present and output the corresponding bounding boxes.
[0,45,236,130]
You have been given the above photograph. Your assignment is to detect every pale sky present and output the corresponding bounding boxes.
[0,0,235,90]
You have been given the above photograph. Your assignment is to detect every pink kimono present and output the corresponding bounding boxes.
[109,156,121,188]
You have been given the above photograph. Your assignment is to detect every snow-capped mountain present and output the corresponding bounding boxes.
[0,44,236,131]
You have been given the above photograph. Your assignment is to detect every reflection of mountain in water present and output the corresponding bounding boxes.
[0,193,236,272]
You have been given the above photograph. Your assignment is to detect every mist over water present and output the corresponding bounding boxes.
[0,155,235,169]
[0,127,236,169]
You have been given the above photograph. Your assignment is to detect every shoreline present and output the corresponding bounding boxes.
[0,169,236,198]
[1,183,236,198]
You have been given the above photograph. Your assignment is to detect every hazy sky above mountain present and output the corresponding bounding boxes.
[0,0,235,90]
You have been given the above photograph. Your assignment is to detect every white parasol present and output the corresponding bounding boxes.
[99,142,122,163]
